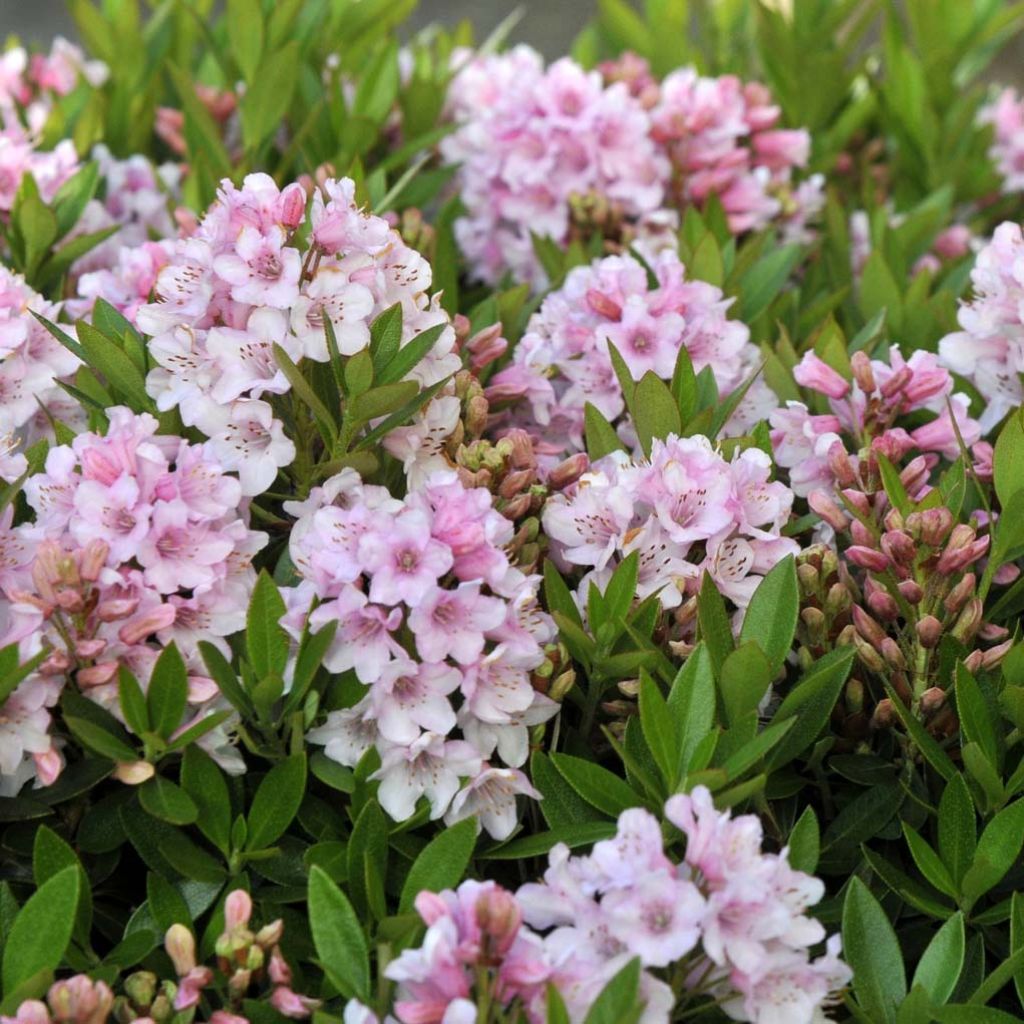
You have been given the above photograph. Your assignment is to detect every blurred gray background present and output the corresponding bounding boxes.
[1,0,586,56]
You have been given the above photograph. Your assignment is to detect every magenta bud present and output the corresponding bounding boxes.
[96,597,140,622]
[850,520,874,547]
[919,686,947,713]
[80,539,110,582]
[852,605,887,648]
[850,350,876,394]
[75,638,107,660]
[475,886,523,957]
[879,364,913,399]
[841,488,871,516]
[548,453,590,490]
[881,530,916,566]
[279,183,306,229]
[828,444,858,487]
[867,589,899,621]
[916,615,942,648]
[897,579,924,604]
[165,924,197,977]
[225,890,253,931]
[880,637,906,669]
[585,289,623,321]
[846,546,891,572]
[808,490,848,531]
[77,662,119,687]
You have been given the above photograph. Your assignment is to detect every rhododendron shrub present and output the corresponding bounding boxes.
[4,4,1024,1024]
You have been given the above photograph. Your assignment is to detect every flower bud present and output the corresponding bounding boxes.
[846,545,890,573]
[824,582,851,617]
[279,183,306,229]
[95,597,140,622]
[499,493,533,521]
[908,507,953,547]
[829,444,858,487]
[796,562,819,595]
[867,588,899,621]
[871,697,896,728]
[808,490,848,531]
[951,597,983,641]
[123,973,157,1011]
[225,890,253,931]
[883,507,905,532]
[962,649,985,673]
[916,615,942,648]
[79,540,110,582]
[850,350,876,394]
[118,604,176,645]
[897,579,923,604]
[548,452,590,491]
[498,468,536,500]
[880,637,906,669]
[165,925,196,977]
[852,605,887,649]
[854,634,885,672]
[465,395,489,438]
[980,638,1014,669]
[943,572,976,615]
[114,760,154,785]
[77,662,119,687]
[476,886,523,958]
[841,488,871,516]
[845,677,865,714]
[919,687,946,713]
[881,530,915,566]
[549,667,576,701]
[255,919,285,950]
[850,520,874,547]
[899,454,932,495]
[800,606,827,645]
[586,289,623,320]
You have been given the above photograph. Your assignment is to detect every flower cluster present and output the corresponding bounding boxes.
[0,37,106,214]
[0,408,266,791]
[939,221,1024,431]
[125,172,458,494]
[441,46,668,289]
[487,249,774,461]
[296,468,558,836]
[649,65,823,241]
[375,788,848,1024]
[0,265,81,440]
[542,434,798,611]
[772,346,983,498]
[979,87,1024,194]
[0,890,317,1024]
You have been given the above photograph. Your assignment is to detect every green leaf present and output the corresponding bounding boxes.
[738,555,798,675]
[961,799,1024,908]
[398,817,477,912]
[583,957,641,1024]
[955,662,999,770]
[226,0,264,82]
[1012,891,1024,1006]
[842,877,906,1024]
[76,321,153,412]
[147,643,188,739]
[139,776,198,826]
[550,753,640,818]
[913,912,965,1005]
[530,751,604,829]
[637,670,674,787]
[246,571,288,681]
[181,747,231,855]
[145,873,191,934]
[903,825,957,898]
[117,668,150,736]
[938,773,976,889]
[63,715,137,762]
[993,408,1024,508]
[719,642,773,726]
[272,344,339,446]
[308,866,369,1001]
[246,754,307,851]
[766,646,855,769]
[240,41,299,150]
[2,866,80,994]
[584,402,625,461]
[350,380,419,422]
[376,324,448,386]
[876,451,912,517]
[934,1008,1021,1023]
[696,571,733,677]
[631,371,681,456]
[738,244,802,322]
[787,806,820,873]
[667,643,716,778]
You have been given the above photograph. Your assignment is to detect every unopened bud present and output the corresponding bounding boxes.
[586,289,623,320]
[919,687,946,713]
[808,490,849,531]
[80,539,110,582]
[883,507,905,532]
[962,649,985,673]
[867,588,899,621]
[881,530,915,566]
[916,615,942,648]
[500,493,533,521]
[801,606,826,644]
[899,455,931,495]
[77,661,119,687]
[269,947,292,986]
[498,468,536,499]
[548,452,590,490]
[118,604,177,645]
[476,886,523,958]
[549,668,576,701]
[850,519,874,547]
[796,562,819,595]
[465,395,489,437]
[943,573,976,615]
[850,350,876,394]
[897,579,923,604]
[829,444,858,487]
[279,183,306,229]
[845,677,865,714]
[980,638,1014,670]
[824,582,851,617]
[951,597,983,641]
[225,890,253,931]
[879,637,906,669]
[871,697,896,728]
[95,597,140,622]
[846,545,890,573]
[123,972,157,1011]
[165,924,196,977]
[75,638,107,660]
[114,760,153,785]
[854,634,884,672]
[255,920,285,949]
[908,507,953,547]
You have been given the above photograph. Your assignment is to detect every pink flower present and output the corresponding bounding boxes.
[444,766,541,840]
[359,509,455,607]
[213,225,301,308]
[136,500,234,594]
[370,660,461,745]
[792,352,850,399]
[309,584,403,681]
[407,583,507,664]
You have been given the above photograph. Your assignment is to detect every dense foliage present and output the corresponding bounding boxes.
[2,1,1024,1022]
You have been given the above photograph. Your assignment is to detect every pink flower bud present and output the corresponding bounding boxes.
[33,749,62,787]
[279,183,306,229]
[210,1014,250,1024]
[225,890,253,931]
[172,968,212,1011]
[850,520,874,547]
[475,886,523,957]
[828,444,858,487]
[118,604,177,645]
[77,662,119,687]
[897,579,924,604]
[880,637,906,669]
[165,924,196,977]
[268,948,292,986]
[846,546,890,572]
[881,530,915,566]
[916,615,942,648]
[794,352,851,399]
[79,540,110,582]
[850,351,876,394]
[919,687,947,713]
[467,324,508,371]
[548,453,590,490]
[808,490,848,530]
[585,289,623,321]
[75,639,107,660]
[841,488,871,516]
[871,697,896,728]
[853,605,887,649]
[269,989,320,1020]
[95,597,140,622]
[867,589,899,621]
